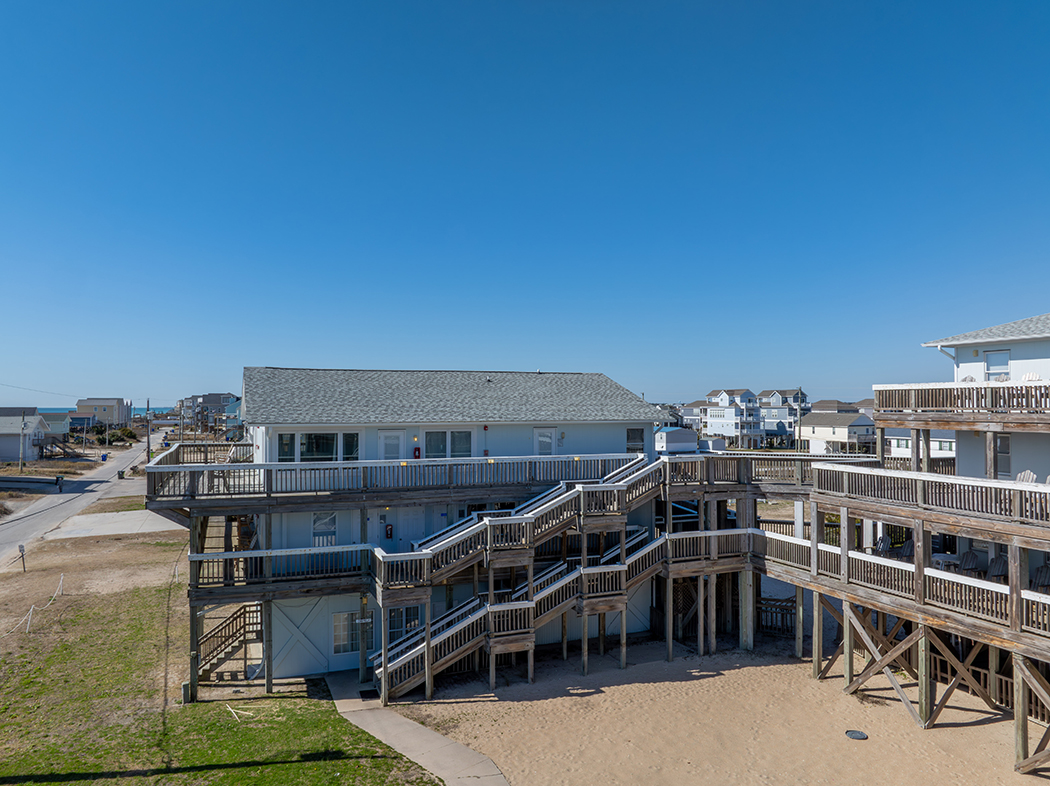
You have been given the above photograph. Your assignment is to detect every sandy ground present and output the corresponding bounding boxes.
[396,639,1025,785]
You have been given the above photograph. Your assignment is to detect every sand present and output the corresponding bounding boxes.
[395,640,1023,785]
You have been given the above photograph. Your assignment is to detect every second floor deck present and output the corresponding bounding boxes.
[874,379,1050,432]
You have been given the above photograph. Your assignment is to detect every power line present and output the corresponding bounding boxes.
[0,382,84,399]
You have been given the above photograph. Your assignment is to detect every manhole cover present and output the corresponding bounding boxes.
[845,730,868,740]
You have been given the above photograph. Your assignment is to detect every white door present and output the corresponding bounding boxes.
[379,430,405,460]
[534,427,555,456]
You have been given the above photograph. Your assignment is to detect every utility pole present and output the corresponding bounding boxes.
[18,409,25,474]
[146,398,151,461]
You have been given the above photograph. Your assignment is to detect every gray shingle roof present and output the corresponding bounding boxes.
[922,313,1050,347]
[0,407,39,418]
[242,367,667,425]
[0,414,45,435]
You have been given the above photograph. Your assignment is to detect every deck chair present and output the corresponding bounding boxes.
[961,375,976,382]
[1022,372,1041,381]
[987,556,1009,584]
[1031,565,1050,594]
[1017,469,1037,483]
[896,539,915,562]
[958,550,980,577]
[995,374,1010,382]
[873,535,893,558]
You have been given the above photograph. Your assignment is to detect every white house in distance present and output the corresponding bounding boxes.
[239,366,666,674]
[679,399,706,432]
[0,409,49,462]
[702,389,762,449]
[757,388,809,447]
[798,411,875,454]
[884,428,956,460]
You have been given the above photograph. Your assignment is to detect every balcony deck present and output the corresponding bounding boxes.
[874,380,1050,432]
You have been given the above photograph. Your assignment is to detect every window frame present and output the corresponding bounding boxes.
[422,427,474,459]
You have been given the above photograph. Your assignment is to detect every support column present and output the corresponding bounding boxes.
[918,626,933,726]
[598,613,606,656]
[910,429,921,473]
[876,426,885,464]
[561,612,568,660]
[666,576,674,662]
[581,613,589,676]
[706,499,718,533]
[990,647,1001,705]
[620,607,627,669]
[862,519,874,553]
[794,586,804,659]
[358,597,369,685]
[793,500,805,540]
[985,431,998,479]
[424,598,433,700]
[490,646,497,691]
[188,604,201,703]
[263,599,274,694]
[1015,653,1030,767]
[528,647,534,684]
[810,503,824,578]
[738,570,754,651]
[914,520,927,605]
[920,429,931,474]
[697,574,705,656]
[707,573,717,654]
[380,606,389,705]
[844,604,854,688]
[840,507,853,585]
[1009,543,1029,633]
[812,591,823,679]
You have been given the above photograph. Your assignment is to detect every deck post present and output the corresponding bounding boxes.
[910,429,921,473]
[990,647,1001,704]
[473,562,479,598]
[918,626,933,726]
[620,607,627,669]
[985,431,998,479]
[358,597,369,684]
[810,504,823,578]
[380,606,389,705]
[528,646,534,684]
[840,507,852,584]
[424,598,433,701]
[914,520,927,605]
[1015,653,1030,767]
[599,613,606,656]
[581,613,589,676]
[666,576,674,661]
[738,570,754,651]
[875,426,885,464]
[1009,543,1028,633]
[843,604,854,688]
[263,599,273,694]
[561,612,568,660]
[793,501,804,540]
[262,513,272,579]
[920,429,931,474]
[188,604,200,703]
[706,499,717,532]
[697,574,705,655]
[707,573,717,654]
[490,647,497,691]
[812,591,823,679]
[795,586,804,659]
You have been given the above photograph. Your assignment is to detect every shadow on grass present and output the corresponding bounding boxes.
[0,750,395,783]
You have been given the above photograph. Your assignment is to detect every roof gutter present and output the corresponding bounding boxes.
[932,344,955,363]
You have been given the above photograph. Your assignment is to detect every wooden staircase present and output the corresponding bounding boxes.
[198,603,263,681]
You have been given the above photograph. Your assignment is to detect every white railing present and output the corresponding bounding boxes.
[925,567,1010,624]
[848,551,915,598]
[189,543,371,587]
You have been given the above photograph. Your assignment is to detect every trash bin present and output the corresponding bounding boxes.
[117,470,125,479]
[163,441,169,448]
[101,453,108,462]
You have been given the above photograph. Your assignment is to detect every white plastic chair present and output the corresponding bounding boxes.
[1017,469,1037,484]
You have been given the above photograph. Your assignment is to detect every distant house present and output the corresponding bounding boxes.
[809,399,860,414]
[703,389,761,449]
[76,398,130,426]
[757,388,810,447]
[41,412,71,441]
[177,392,239,430]
[69,413,97,430]
[884,428,956,459]
[0,412,49,462]
[799,412,876,454]
[680,400,707,432]
[854,398,875,419]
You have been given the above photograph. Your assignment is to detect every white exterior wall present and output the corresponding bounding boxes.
[956,430,1050,482]
[953,338,1050,382]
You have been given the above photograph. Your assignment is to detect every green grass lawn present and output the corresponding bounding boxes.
[0,550,440,786]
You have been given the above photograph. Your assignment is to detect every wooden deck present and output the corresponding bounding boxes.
[874,380,1050,432]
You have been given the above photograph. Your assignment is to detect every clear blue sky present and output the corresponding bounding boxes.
[2,1,1049,409]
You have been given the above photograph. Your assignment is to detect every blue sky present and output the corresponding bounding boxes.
[2,2,1049,408]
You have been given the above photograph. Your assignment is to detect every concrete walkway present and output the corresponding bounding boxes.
[42,509,183,540]
[325,671,509,785]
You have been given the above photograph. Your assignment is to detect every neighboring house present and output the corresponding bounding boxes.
[757,388,810,447]
[881,312,1050,481]
[703,389,762,449]
[654,426,698,454]
[178,392,239,430]
[854,398,875,419]
[809,399,859,413]
[883,428,956,460]
[680,399,707,432]
[40,412,71,441]
[69,413,97,430]
[76,398,130,426]
[0,412,49,462]
[798,412,875,454]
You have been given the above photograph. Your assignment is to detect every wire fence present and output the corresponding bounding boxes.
[0,574,64,638]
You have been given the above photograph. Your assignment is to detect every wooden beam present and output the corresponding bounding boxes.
[795,585,804,659]
[812,590,823,679]
[918,625,933,726]
[707,573,717,655]
[925,638,987,727]
[1016,653,1031,769]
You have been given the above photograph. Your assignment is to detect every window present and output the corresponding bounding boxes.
[896,439,909,448]
[300,433,337,461]
[342,433,360,461]
[626,428,644,452]
[424,430,472,459]
[997,434,1011,479]
[313,512,336,547]
[388,606,420,643]
[938,441,953,451]
[351,610,373,652]
[93,407,97,412]
[278,433,296,462]
[333,612,350,654]
[986,350,1010,381]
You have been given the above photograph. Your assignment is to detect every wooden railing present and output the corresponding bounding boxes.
[883,456,956,475]
[814,463,1050,525]
[874,380,1050,415]
[581,565,626,597]
[198,603,261,671]
[489,601,535,635]
[147,452,636,499]
[925,569,1009,624]
[374,549,430,587]
[189,544,370,587]
[848,552,914,598]
[535,570,581,621]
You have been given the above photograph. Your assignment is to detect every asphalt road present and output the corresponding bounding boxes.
[0,439,154,566]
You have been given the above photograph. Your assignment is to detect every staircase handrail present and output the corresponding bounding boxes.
[379,597,483,666]
[534,568,582,603]
[511,563,568,600]
[374,605,489,673]
[600,528,648,564]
